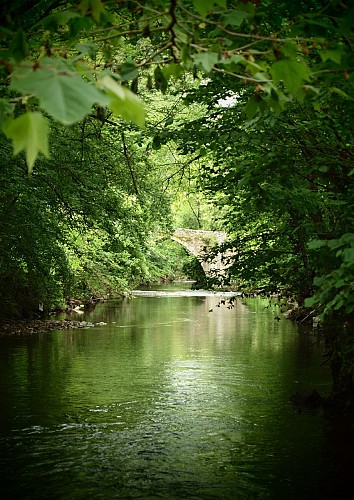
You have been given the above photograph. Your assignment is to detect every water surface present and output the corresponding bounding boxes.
[0,286,353,499]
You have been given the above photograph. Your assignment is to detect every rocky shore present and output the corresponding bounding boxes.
[0,318,106,336]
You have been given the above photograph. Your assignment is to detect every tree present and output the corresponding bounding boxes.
[0,109,173,317]
[1,1,352,168]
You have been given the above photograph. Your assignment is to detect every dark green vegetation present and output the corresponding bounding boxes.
[0,118,177,317]
[0,1,353,404]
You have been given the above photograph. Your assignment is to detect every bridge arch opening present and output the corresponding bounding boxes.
[171,229,230,280]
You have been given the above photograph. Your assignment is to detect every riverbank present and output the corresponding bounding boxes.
[0,318,103,336]
[0,295,110,336]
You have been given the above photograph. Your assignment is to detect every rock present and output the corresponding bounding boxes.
[290,388,322,408]
[72,307,84,314]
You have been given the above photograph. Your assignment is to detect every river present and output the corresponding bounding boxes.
[0,283,353,499]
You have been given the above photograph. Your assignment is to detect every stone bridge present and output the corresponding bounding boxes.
[171,228,232,278]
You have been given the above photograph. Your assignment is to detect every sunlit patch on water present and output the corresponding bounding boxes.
[0,290,349,499]
[132,289,240,298]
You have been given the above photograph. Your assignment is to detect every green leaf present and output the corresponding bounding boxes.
[308,239,327,249]
[237,1,255,15]
[341,233,354,244]
[244,95,259,120]
[76,42,98,58]
[334,279,346,288]
[90,0,107,22]
[36,11,82,31]
[192,0,218,18]
[267,92,282,114]
[0,99,14,127]
[152,135,162,149]
[154,66,168,93]
[304,296,316,307]
[68,15,94,36]
[246,62,265,76]
[318,165,329,172]
[330,87,353,100]
[118,60,139,81]
[224,11,249,27]
[0,27,14,41]
[98,76,145,127]
[334,298,344,310]
[79,0,106,22]
[10,29,28,62]
[270,59,311,96]
[3,112,49,172]
[162,63,184,80]
[340,6,354,34]
[320,47,345,64]
[342,248,354,262]
[219,54,245,67]
[192,52,219,73]
[280,42,297,59]
[10,59,108,124]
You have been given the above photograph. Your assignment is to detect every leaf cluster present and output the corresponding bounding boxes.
[0,0,353,169]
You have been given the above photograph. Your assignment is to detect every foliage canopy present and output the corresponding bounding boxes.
[1,0,353,167]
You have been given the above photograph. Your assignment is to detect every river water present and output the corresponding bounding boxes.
[0,284,353,499]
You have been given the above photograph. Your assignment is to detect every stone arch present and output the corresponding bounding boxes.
[171,228,230,278]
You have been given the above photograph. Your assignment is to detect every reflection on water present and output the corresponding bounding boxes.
[0,287,353,499]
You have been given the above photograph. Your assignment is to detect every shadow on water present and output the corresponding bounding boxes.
[0,284,353,499]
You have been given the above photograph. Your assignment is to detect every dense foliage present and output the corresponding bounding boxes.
[0,1,353,401]
[0,116,174,317]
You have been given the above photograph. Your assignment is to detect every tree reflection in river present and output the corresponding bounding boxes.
[0,288,353,499]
